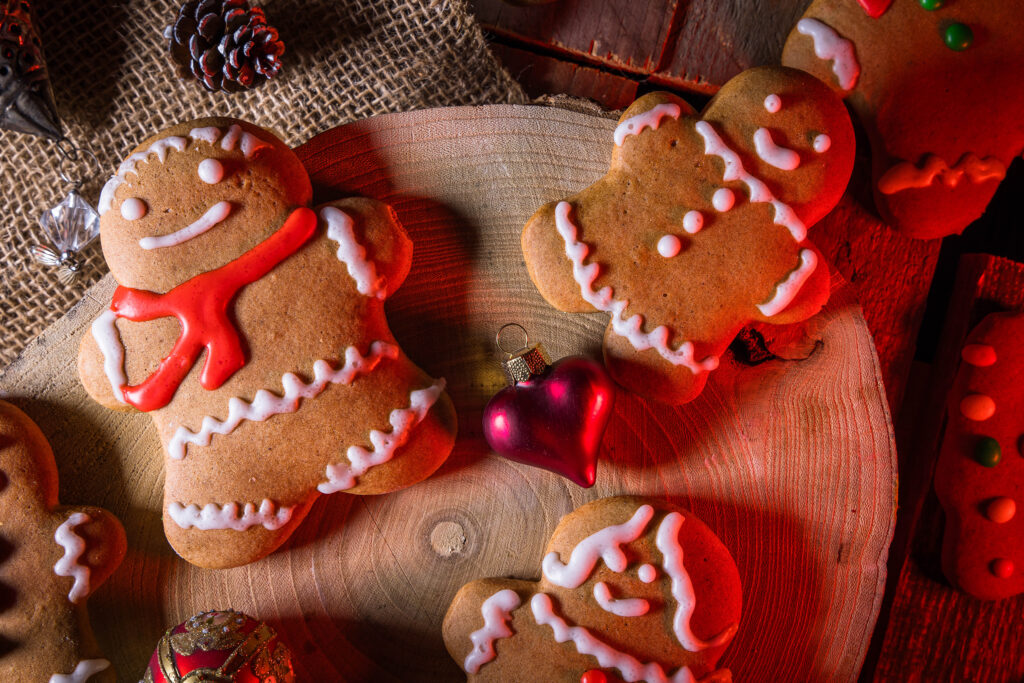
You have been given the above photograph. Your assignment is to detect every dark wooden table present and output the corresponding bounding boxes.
[469,0,1024,680]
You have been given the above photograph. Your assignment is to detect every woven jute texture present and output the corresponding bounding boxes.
[0,0,526,367]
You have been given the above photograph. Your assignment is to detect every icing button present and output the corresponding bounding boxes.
[973,436,1001,468]
[985,497,1016,524]
[960,394,995,421]
[657,234,681,258]
[961,344,997,367]
[712,187,735,212]
[682,210,704,234]
[944,22,973,51]
[990,558,1014,579]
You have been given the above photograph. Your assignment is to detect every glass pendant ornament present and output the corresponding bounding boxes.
[31,189,99,284]
[482,324,615,487]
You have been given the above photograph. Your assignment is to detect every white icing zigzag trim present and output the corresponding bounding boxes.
[531,593,698,683]
[98,124,273,215]
[53,512,92,605]
[91,309,127,405]
[49,659,111,683]
[796,17,860,91]
[878,153,1007,195]
[168,342,399,460]
[318,379,446,493]
[464,589,522,674]
[614,103,682,147]
[167,499,294,532]
[757,248,818,317]
[693,120,807,242]
[542,504,654,588]
[554,202,720,374]
[321,206,386,299]
[656,511,734,652]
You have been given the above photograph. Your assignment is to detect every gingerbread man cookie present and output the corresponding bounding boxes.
[0,400,126,681]
[522,67,854,404]
[78,118,457,569]
[443,496,741,682]
[782,0,1024,239]
[934,312,1023,600]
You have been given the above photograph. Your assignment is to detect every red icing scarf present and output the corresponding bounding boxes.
[111,206,317,412]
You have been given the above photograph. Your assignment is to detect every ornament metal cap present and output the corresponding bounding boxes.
[496,323,550,384]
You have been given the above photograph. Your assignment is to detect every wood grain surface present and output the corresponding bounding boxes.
[874,255,1024,683]
[0,105,896,681]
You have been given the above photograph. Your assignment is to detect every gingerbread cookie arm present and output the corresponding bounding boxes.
[77,321,133,411]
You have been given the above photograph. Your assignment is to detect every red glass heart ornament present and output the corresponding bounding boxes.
[483,356,614,487]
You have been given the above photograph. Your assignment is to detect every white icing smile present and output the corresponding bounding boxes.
[138,200,233,250]
[168,498,294,532]
[594,581,650,617]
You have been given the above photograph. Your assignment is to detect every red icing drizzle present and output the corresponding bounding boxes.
[856,0,892,18]
[112,207,317,412]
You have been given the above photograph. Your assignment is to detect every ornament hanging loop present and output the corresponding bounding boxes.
[495,323,550,384]
[496,322,530,357]
[54,137,99,191]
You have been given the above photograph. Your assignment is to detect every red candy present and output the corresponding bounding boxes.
[112,207,316,411]
[990,558,1015,579]
[581,671,609,683]
[856,0,892,18]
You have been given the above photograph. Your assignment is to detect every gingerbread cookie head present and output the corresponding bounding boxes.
[782,0,1024,239]
[0,400,126,681]
[443,497,741,682]
[522,67,853,404]
[78,118,456,568]
[934,312,1023,600]
[97,118,312,293]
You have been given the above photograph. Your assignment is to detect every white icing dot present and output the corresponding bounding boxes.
[198,158,225,184]
[682,210,704,234]
[657,234,681,258]
[813,134,832,153]
[764,94,782,113]
[120,198,147,221]
[712,188,735,212]
[638,563,657,583]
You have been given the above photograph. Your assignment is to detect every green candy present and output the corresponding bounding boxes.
[973,436,1001,467]
[919,0,944,9]
[944,23,973,51]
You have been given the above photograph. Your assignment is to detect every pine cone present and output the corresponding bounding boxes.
[166,0,284,93]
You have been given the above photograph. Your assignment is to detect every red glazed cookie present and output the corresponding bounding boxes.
[782,0,1024,239]
[0,400,126,681]
[934,312,1023,600]
[522,67,854,404]
[77,118,457,569]
[443,496,741,682]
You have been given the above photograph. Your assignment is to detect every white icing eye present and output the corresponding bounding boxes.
[764,94,782,113]
[657,234,681,258]
[638,563,657,583]
[712,188,735,212]
[813,134,832,153]
[198,158,225,184]
[682,210,704,234]
[121,197,147,221]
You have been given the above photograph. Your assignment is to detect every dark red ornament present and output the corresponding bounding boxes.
[142,609,295,683]
[483,326,614,487]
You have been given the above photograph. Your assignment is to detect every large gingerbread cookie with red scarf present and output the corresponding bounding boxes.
[78,118,457,569]
[782,0,1024,239]
[522,67,854,404]
[0,400,126,682]
[443,496,742,682]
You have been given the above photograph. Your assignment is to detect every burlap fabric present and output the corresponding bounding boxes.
[0,0,526,366]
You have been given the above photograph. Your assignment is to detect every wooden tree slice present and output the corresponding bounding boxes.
[0,104,895,681]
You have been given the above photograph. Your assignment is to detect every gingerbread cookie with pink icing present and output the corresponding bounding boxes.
[77,117,457,569]
[0,400,126,682]
[782,0,1024,239]
[934,312,1024,600]
[443,496,741,682]
[522,66,854,404]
